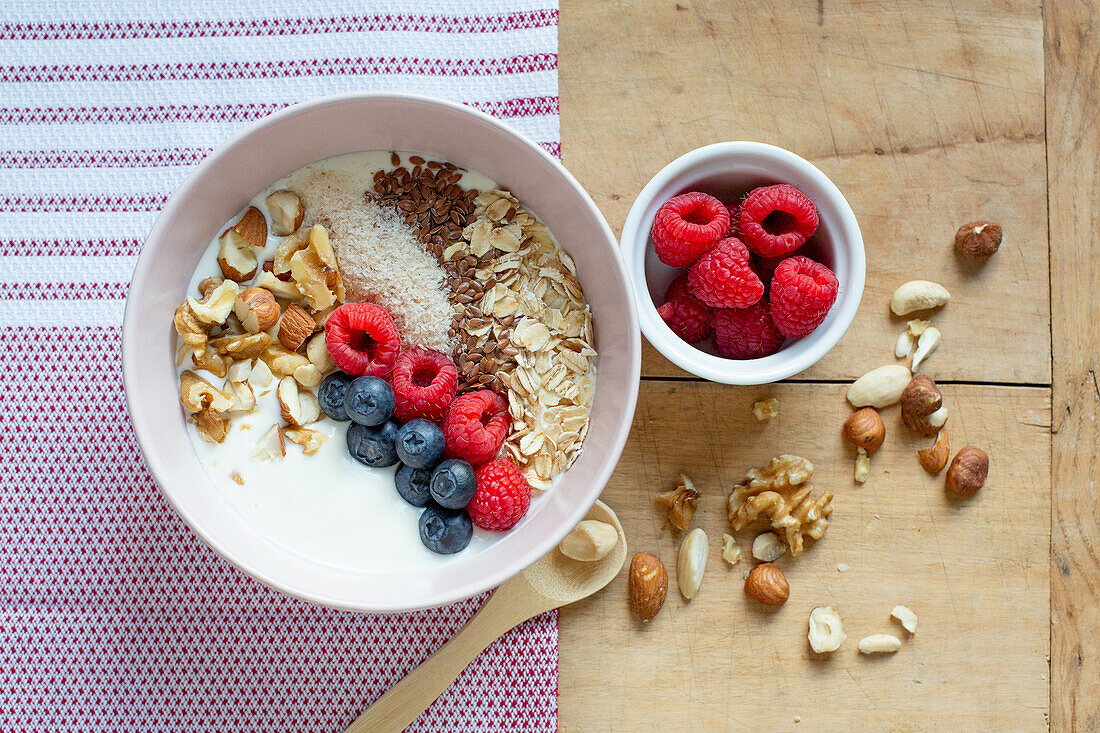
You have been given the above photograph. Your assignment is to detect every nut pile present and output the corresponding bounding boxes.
[726,455,834,555]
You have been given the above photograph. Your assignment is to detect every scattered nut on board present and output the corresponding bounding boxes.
[890,280,951,316]
[945,446,989,497]
[721,533,741,565]
[808,606,846,653]
[744,563,789,606]
[847,365,911,408]
[858,634,902,655]
[955,220,1002,262]
[918,428,950,474]
[752,532,786,562]
[842,407,885,453]
[854,447,871,484]
[629,552,668,622]
[900,375,949,436]
[891,605,918,634]
[559,520,618,561]
[752,397,779,421]
[654,474,700,531]
[677,528,708,600]
[911,326,941,372]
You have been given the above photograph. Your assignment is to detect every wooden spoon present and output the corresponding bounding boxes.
[344,500,627,732]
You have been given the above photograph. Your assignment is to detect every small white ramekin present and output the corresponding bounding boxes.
[620,142,865,384]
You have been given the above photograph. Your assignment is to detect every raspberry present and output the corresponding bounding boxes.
[324,303,401,378]
[657,275,712,343]
[713,300,786,359]
[442,390,510,465]
[650,192,729,267]
[737,184,819,258]
[769,256,839,338]
[390,347,458,423]
[688,237,764,309]
[468,460,532,531]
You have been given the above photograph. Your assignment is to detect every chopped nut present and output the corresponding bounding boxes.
[752,532,786,562]
[216,229,258,282]
[266,189,304,235]
[249,359,274,388]
[252,425,286,461]
[752,397,779,421]
[293,363,323,388]
[273,229,308,279]
[858,634,902,655]
[179,370,234,413]
[210,332,272,361]
[198,276,224,298]
[254,271,303,301]
[229,471,245,486]
[289,225,344,310]
[677,528,708,600]
[229,205,268,249]
[284,426,327,455]
[305,333,335,374]
[721,534,741,565]
[559,520,618,561]
[895,330,915,359]
[854,447,871,484]
[918,428,950,473]
[278,303,316,351]
[187,279,239,326]
[262,344,311,376]
[808,606,846,653]
[226,380,255,413]
[191,347,227,378]
[727,455,832,555]
[891,604,918,634]
[234,287,281,334]
[276,376,321,427]
[190,406,229,443]
[907,318,931,337]
[655,473,700,531]
[911,326,941,372]
[226,359,252,383]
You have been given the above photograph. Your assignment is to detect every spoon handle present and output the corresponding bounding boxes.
[343,585,539,733]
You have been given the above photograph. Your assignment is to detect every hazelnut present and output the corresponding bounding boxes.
[900,375,947,436]
[744,563,789,606]
[945,446,989,497]
[629,552,668,622]
[955,220,1002,261]
[917,427,950,474]
[234,287,280,334]
[266,190,304,236]
[230,205,268,249]
[842,407,885,452]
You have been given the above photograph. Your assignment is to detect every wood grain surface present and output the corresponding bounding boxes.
[554,0,1069,729]
[560,0,1048,384]
[1045,1,1100,730]
[558,383,1049,730]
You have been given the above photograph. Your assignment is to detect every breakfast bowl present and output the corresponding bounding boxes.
[620,141,865,384]
[122,92,640,612]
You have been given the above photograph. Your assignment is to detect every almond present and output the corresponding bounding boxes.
[234,287,280,334]
[266,190,304,236]
[231,205,268,248]
[677,528,708,600]
[278,303,315,351]
[252,425,286,461]
[216,229,258,282]
[744,563,789,606]
[847,365,911,408]
[628,552,668,622]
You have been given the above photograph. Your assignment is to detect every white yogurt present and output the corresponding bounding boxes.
[181,151,502,573]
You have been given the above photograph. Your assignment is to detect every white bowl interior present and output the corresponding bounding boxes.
[621,143,865,384]
[123,93,640,612]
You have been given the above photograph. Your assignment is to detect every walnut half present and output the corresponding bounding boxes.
[727,454,833,555]
[655,473,700,531]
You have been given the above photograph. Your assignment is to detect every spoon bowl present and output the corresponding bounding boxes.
[345,500,627,732]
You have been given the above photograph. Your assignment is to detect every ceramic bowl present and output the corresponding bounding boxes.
[620,141,865,384]
[122,92,640,612]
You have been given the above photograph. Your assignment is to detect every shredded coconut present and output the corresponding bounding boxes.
[290,168,454,353]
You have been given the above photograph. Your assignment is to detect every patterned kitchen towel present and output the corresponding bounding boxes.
[0,1,559,730]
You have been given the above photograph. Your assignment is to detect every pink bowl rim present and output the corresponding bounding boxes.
[121,91,641,612]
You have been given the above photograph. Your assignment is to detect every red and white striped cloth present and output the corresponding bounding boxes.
[0,2,559,730]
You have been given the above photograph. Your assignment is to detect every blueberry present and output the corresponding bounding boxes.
[344,376,395,426]
[395,464,434,507]
[318,371,353,421]
[395,419,446,469]
[430,458,477,510]
[346,419,399,467]
[418,505,473,554]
